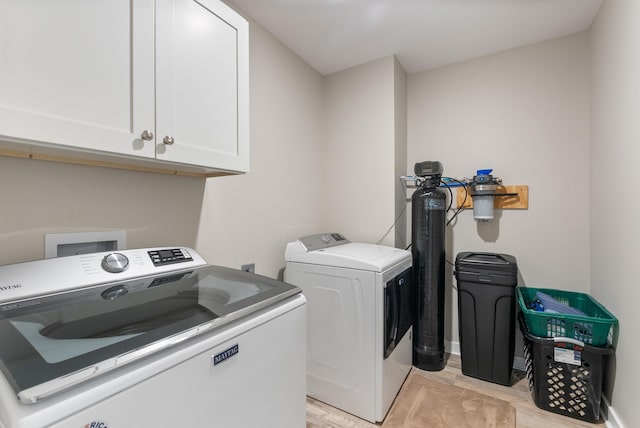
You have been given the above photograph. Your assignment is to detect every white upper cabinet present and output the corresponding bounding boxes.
[0,0,156,159]
[0,0,249,175]
[156,0,249,172]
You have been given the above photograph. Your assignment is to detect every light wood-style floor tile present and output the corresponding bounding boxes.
[307,354,605,428]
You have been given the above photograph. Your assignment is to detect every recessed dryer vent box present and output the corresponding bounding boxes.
[44,231,126,258]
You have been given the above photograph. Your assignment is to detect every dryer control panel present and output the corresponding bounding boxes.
[298,233,349,252]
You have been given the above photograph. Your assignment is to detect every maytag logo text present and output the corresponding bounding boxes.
[0,284,21,292]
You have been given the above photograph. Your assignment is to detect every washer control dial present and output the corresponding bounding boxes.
[101,253,130,273]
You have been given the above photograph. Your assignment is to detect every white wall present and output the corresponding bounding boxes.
[323,56,401,247]
[195,16,325,279]
[0,157,204,265]
[407,32,591,346]
[590,1,640,426]
[394,58,408,249]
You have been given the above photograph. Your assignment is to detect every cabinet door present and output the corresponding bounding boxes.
[155,0,249,172]
[0,0,155,158]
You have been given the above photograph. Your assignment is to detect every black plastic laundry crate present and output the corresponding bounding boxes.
[518,314,614,423]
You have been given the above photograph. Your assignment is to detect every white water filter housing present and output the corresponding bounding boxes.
[469,169,500,222]
[473,194,495,221]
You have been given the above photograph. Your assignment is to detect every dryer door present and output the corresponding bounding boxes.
[384,279,398,359]
[395,267,412,345]
[383,267,412,359]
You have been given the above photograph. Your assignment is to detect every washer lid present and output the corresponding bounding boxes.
[286,242,411,272]
[0,262,300,404]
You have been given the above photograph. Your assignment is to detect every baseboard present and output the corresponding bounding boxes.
[445,340,460,356]
[602,396,625,428]
[513,356,526,371]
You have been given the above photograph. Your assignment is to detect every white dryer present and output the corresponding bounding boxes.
[284,233,412,423]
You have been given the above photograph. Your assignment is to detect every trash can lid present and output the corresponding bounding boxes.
[455,252,518,275]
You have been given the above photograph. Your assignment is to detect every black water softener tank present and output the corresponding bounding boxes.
[411,161,447,371]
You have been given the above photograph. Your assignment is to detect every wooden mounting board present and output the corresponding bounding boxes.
[456,185,528,209]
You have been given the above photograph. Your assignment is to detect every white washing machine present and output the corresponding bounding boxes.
[284,233,412,423]
[0,247,306,428]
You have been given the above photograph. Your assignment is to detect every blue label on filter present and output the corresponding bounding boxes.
[213,344,239,365]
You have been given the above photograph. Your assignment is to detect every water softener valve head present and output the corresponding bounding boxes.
[414,161,443,178]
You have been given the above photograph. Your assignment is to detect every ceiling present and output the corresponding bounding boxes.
[231,0,603,75]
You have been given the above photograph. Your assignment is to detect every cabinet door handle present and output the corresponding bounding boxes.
[140,130,154,141]
[163,136,175,145]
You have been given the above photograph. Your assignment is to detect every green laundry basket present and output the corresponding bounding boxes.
[516,287,618,347]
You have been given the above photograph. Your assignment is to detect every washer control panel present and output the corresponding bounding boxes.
[0,247,208,304]
[299,233,349,252]
[147,248,193,266]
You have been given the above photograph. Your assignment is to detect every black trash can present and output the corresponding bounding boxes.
[455,252,518,385]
